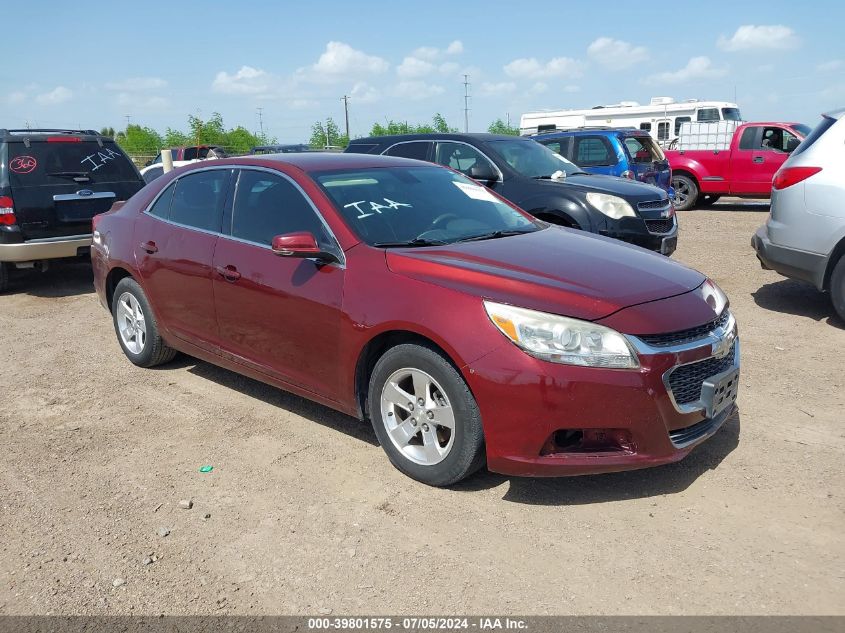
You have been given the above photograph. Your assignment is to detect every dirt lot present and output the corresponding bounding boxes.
[1,203,843,616]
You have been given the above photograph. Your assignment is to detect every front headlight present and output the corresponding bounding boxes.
[484,301,639,369]
[586,192,636,219]
[699,279,729,315]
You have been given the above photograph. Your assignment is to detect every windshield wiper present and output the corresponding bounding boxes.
[48,171,91,181]
[454,228,536,243]
[373,237,448,248]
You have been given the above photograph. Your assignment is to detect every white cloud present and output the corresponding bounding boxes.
[350,82,380,104]
[116,93,169,109]
[503,56,584,80]
[310,41,389,77]
[7,91,26,105]
[35,86,72,105]
[587,37,649,69]
[446,40,463,55]
[479,81,517,96]
[105,77,167,91]
[645,56,727,84]
[717,25,800,52]
[439,61,460,75]
[817,59,843,72]
[394,81,445,101]
[212,66,270,94]
[530,82,548,94]
[397,56,436,78]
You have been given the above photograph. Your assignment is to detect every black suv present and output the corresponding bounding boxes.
[345,133,677,255]
[0,129,144,291]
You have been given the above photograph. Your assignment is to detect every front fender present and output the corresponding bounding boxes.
[517,193,595,230]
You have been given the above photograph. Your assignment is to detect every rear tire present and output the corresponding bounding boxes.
[831,256,845,323]
[367,343,485,486]
[672,174,699,211]
[0,262,8,293]
[111,277,177,368]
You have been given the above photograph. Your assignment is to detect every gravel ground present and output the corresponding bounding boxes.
[0,203,843,616]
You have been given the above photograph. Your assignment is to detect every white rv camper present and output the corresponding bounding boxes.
[520,97,743,146]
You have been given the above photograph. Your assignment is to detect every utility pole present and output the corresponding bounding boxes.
[256,107,265,138]
[341,95,350,140]
[325,119,330,148]
[506,112,510,129]
[124,114,131,128]
[463,75,471,133]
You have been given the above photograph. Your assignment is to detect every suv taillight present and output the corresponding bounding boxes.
[0,195,15,225]
[773,166,822,190]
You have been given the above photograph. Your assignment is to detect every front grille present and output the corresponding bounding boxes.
[639,310,730,347]
[645,218,674,234]
[637,199,670,211]
[667,342,736,405]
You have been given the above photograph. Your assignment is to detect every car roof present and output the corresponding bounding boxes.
[348,132,529,144]
[532,127,643,138]
[180,152,436,173]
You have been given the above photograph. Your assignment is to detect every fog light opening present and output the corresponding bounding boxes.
[541,428,635,456]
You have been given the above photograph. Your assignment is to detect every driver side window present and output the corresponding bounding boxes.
[434,142,494,177]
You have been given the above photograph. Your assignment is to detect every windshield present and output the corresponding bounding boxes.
[792,124,812,137]
[315,166,539,246]
[488,139,584,178]
[722,108,742,121]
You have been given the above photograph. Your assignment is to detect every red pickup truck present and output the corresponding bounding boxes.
[667,122,810,210]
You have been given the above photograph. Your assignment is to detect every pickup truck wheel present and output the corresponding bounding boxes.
[0,262,8,293]
[831,256,845,323]
[672,174,699,211]
[111,277,177,368]
[368,343,486,487]
[699,195,721,207]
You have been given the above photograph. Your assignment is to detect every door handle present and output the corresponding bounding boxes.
[753,156,764,163]
[139,240,158,254]
[215,265,241,282]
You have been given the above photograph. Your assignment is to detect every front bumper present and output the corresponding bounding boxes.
[0,234,92,263]
[752,225,827,291]
[464,319,738,477]
[599,215,678,256]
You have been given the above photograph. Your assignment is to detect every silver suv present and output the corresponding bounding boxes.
[752,108,845,321]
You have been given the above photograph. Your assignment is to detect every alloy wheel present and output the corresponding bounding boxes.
[380,368,456,466]
[116,291,147,355]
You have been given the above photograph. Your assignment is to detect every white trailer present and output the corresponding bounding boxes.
[520,97,743,146]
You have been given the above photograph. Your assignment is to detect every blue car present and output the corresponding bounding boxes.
[532,127,674,197]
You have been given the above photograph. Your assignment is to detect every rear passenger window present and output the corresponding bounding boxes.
[384,142,431,160]
[574,137,616,166]
[739,128,757,150]
[231,170,331,247]
[148,182,175,219]
[169,170,228,232]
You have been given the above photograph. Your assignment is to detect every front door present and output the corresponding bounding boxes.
[134,168,231,350]
[212,168,346,399]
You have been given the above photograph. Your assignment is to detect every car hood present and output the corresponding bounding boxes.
[385,226,705,322]
[543,174,667,202]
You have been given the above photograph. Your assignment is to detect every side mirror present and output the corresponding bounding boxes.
[786,137,801,153]
[271,232,338,264]
[469,162,498,182]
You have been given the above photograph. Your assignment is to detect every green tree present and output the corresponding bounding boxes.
[115,124,163,156]
[309,118,348,148]
[369,114,457,137]
[163,128,191,147]
[487,118,520,136]
[99,126,116,138]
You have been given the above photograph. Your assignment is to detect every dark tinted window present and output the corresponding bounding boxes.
[7,141,139,187]
[231,170,330,247]
[143,166,164,184]
[182,147,199,161]
[434,142,495,176]
[385,142,431,160]
[791,117,836,157]
[639,123,652,132]
[674,116,691,135]
[697,108,720,122]
[739,127,757,150]
[148,182,175,218]
[169,169,228,231]
[722,108,742,121]
[657,122,670,140]
[574,137,616,166]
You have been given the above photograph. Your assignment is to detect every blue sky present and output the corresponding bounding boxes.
[1,1,843,142]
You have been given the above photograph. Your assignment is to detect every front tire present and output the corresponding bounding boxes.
[367,343,485,486]
[672,174,699,211]
[831,256,845,323]
[111,277,177,367]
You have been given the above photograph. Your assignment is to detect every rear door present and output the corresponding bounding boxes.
[572,135,618,176]
[7,139,143,241]
[134,167,232,350]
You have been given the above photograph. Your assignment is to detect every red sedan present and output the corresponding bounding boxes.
[91,153,739,486]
